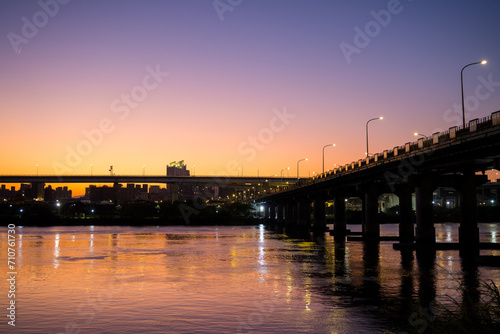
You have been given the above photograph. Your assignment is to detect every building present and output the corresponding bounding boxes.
[166,160,190,176]
[166,160,192,202]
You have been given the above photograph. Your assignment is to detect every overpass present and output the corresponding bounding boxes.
[0,175,296,186]
[256,111,500,257]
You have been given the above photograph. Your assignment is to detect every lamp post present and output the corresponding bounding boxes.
[461,60,487,128]
[142,164,146,176]
[322,143,335,174]
[36,164,38,176]
[366,116,383,157]
[90,164,93,176]
[192,165,196,176]
[297,158,307,179]
[280,168,285,181]
[414,132,428,138]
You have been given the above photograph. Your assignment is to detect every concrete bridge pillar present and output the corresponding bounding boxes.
[362,184,380,241]
[415,175,435,244]
[296,198,311,229]
[276,202,285,233]
[458,172,488,257]
[277,202,284,224]
[333,192,347,237]
[312,197,326,234]
[264,205,271,220]
[284,201,293,226]
[395,184,415,243]
[269,204,276,220]
[268,203,277,229]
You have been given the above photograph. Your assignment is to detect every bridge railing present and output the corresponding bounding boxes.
[274,110,500,193]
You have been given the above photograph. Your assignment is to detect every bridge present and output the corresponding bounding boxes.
[0,175,296,186]
[256,111,500,257]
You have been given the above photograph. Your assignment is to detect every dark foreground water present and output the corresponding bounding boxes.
[2,223,500,333]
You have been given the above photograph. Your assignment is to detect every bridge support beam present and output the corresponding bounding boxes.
[395,184,415,243]
[276,202,285,233]
[295,198,311,235]
[284,201,293,227]
[333,192,347,238]
[264,205,271,220]
[269,203,276,220]
[277,202,284,223]
[415,175,435,244]
[268,203,277,229]
[312,197,326,235]
[458,172,488,257]
[362,184,380,242]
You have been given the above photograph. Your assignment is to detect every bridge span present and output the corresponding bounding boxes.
[256,111,500,257]
[0,175,296,186]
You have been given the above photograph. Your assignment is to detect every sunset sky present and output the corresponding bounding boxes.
[1,0,500,195]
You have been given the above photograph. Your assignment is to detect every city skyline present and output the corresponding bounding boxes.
[2,0,500,196]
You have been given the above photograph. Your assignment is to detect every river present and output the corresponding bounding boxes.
[2,223,500,333]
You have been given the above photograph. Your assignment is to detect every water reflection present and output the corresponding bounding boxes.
[4,224,500,333]
[53,233,60,269]
[399,249,415,308]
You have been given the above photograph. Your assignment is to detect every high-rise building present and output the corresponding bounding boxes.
[166,160,190,176]
[166,160,191,202]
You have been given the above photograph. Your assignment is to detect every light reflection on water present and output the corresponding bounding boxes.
[2,223,500,333]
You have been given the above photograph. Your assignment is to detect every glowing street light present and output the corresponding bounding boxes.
[297,158,308,179]
[366,117,383,157]
[414,132,428,138]
[142,164,146,176]
[36,164,38,176]
[322,143,336,174]
[90,164,93,176]
[461,60,487,128]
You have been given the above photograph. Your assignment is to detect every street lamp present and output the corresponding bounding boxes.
[461,60,487,128]
[322,143,336,174]
[36,164,38,176]
[414,132,428,138]
[297,158,308,179]
[142,164,146,176]
[192,165,196,177]
[366,116,383,157]
[280,168,286,181]
[90,164,93,176]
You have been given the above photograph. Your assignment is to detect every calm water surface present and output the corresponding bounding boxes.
[2,223,500,333]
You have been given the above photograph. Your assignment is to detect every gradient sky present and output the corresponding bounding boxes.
[1,0,500,195]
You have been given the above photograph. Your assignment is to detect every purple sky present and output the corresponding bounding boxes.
[1,0,500,193]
